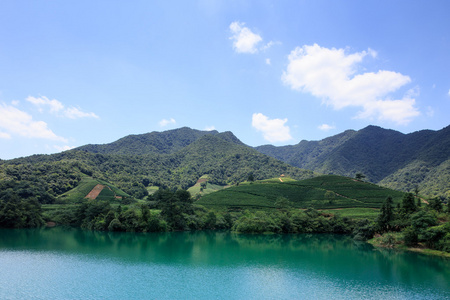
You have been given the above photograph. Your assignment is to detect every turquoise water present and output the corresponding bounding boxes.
[0,228,449,299]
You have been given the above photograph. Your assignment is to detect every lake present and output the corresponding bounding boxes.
[0,228,449,299]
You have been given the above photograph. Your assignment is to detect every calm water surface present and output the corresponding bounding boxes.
[0,228,449,299]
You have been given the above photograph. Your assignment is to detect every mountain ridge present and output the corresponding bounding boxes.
[1,125,449,198]
[256,125,450,198]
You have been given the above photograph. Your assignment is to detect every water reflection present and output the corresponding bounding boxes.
[0,228,449,292]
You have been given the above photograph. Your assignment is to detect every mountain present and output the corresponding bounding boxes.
[1,125,449,201]
[256,125,450,198]
[0,128,315,202]
[75,127,221,155]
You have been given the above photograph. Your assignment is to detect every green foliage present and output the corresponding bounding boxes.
[231,209,355,235]
[352,219,375,241]
[1,128,314,203]
[247,172,254,182]
[355,173,365,180]
[0,181,46,228]
[232,211,280,234]
[204,211,217,229]
[0,196,44,228]
[377,196,394,232]
[429,197,443,212]
[320,208,380,220]
[401,193,416,215]
[257,125,450,199]
[156,189,194,230]
[378,232,401,248]
[274,196,292,210]
[198,175,405,210]
[403,226,419,246]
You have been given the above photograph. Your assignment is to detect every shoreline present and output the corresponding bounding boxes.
[368,236,450,258]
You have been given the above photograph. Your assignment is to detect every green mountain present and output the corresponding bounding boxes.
[76,127,221,155]
[1,125,449,203]
[256,125,450,198]
[0,128,314,203]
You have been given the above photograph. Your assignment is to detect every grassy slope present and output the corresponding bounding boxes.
[187,175,229,197]
[196,175,405,210]
[58,176,129,203]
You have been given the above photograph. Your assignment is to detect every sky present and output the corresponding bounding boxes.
[1,0,449,159]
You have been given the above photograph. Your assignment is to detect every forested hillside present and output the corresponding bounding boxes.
[0,130,315,202]
[75,127,223,155]
[1,125,449,203]
[256,125,450,198]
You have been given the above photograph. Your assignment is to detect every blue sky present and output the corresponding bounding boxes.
[1,0,449,159]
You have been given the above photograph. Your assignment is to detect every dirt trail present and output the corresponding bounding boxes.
[85,184,105,200]
[279,178,283,182]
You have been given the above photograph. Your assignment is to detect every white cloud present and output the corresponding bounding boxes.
[252,113,292,143]
[0,103,67,142]
[204,126,216,131]
[355,98,419,125]
[318,124,335,131]
[448,89,450,97]
[282,44,420,125]
[26,96,98,119]
[64,107,99,119]
[229,22,262,54]
[159,118,176,127]
[53,145,75,152]
[426,106,435,117]
[11,100,20,106]
[261,41,274,52]
[265,58,271,65]
[0,131,11,139]
[27,96,64,113]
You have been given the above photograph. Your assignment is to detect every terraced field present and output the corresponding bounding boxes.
[57,176,129,203]
[196,175,406,210]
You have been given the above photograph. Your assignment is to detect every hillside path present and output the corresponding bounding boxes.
[85,184,105,200]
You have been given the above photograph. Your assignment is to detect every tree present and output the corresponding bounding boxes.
[429,198,443,212]
[325,191,336,204]
[355,173,365,181]
[247,172,254,182]
[401,193,416,215]
[204,212,217,229]
[158,189,193,230]
[275,196,292,210]
[414,185,419,197]
[142,178,150,187]
[377,196,394,232]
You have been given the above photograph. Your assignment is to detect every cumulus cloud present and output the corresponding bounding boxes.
[26,96,98,119]
[229,22,263,54]
[318,124,336,131]
[204,126,216,131]
[282,44,420,125]
[159,118,176,127]
[252,113,292,143]
[0,103,67,142]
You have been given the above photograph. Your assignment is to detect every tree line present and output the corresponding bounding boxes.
[1,183,448,254]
